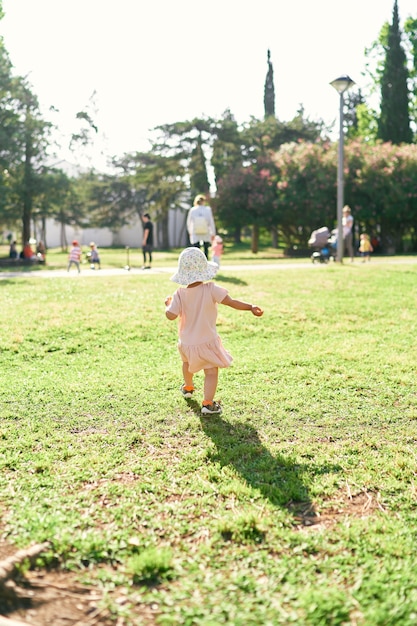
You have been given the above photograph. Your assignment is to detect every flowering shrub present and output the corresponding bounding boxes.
[215,138,417,251]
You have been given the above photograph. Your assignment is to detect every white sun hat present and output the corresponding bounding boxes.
[170,247,219,285]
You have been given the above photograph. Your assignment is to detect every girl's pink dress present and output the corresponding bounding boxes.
[168,282,233,373]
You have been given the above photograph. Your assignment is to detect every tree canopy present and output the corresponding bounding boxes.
[1,0,417,253]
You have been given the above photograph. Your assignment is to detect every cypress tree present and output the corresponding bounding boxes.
[378,0,412,143]
[189,135,210,197]
[264,49,275,119]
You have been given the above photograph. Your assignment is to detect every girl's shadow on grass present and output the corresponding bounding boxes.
[215,274,247,286]
[187,400,327,519]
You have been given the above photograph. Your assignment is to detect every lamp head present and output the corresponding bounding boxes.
[330,75,356,94]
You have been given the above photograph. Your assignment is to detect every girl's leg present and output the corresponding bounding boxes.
[182,362,194,388]
[203,367,218,403]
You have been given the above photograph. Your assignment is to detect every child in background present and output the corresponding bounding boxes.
[89,242,101,269]
[67,240,82,273]
[359,233,373,262]
[9,241,18,259]
[211,235,224,267]
[165,247,263,415]
[36,240,46,262]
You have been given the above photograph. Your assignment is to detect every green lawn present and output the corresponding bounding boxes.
[1,258,417,624]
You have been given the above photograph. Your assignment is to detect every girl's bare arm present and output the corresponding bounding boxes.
[165,295,178,320]
[221,295,263,317]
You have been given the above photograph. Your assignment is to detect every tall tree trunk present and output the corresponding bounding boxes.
[40,217,47,247]
[160,214,169,249]
[60,221,68,251]
[22,122,33,245]
[271,225,278,248]
[251,224,259,253]
[233,226,241,244]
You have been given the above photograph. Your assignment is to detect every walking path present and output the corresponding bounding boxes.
[1,257,416,280]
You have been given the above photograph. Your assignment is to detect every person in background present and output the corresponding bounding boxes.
[67,240,82,273]
[342,205,354,262]
[141,213,153,269]
[165,247,264,416]
[22,241,36,259]
[36,240,46,262]
[371,235,380,253]
[359,233,373,262]
[9,240,18,259]
[187,194,216,259]
[89,241,100,269]
[211,235,224,267]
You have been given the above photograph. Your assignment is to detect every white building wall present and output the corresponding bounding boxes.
[168,208,188,248]
[37,220,114,249]
[36,209,188,250]
[112,215,142,247]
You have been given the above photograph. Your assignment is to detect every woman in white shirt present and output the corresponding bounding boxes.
[187,194,216,259]
[342,205,354,262]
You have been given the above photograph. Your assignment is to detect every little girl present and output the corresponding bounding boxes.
[67,240,82,273]
[165,247,263,415]
[359,233,373,262]
[211,235,224,267]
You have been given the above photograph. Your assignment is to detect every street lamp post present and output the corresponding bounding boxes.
[330,75,355,263]
[124,245,131,271]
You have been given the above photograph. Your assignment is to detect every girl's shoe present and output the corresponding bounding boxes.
[201,401,222,415]
[180,385,195,399]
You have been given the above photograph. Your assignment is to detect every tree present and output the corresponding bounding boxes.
[211,109,243,186]
[0,5,53,245]
[215,161,278,251]
[0,17,21,220]
[241,111,326,165]
[128,153,187,248]
[345,89,366,137]
[264,49,275,119]
[152,117,214,200]
[188,135,210,197]
[11,80,52,245]
[268,137,417,252]
[378,0,413,143]
[352,103,379,144]
[33,168,83,249]
[87,152,187,249]
[344,140,417,251]
[345,88,380,144]
[271,141,337,247]
[404,16,417,136]
[68,90,102,168]
[212,109,326,248]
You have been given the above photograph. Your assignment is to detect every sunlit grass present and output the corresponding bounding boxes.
[1,261,417,624]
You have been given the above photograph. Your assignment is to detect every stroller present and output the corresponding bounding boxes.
[308,227,337,263]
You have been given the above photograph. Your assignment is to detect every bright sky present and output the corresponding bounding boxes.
[1,0,416,170]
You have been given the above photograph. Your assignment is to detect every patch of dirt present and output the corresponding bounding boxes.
[0,536,158,626]
[290,485,386,531]
[1,570,112,626]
